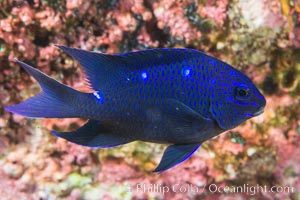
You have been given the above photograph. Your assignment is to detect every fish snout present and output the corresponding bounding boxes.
[255,93,266,116]
[253,106,264,116]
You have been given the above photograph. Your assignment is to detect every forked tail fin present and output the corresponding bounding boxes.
[5,60,83,118]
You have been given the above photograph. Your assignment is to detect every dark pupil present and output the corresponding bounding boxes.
[238,88,248,97]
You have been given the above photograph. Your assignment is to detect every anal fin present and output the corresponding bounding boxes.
[153,143,201,172]
[51,120,133,148]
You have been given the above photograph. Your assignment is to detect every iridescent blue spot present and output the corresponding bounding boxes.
[93,91,104,104]
[182,67,191,77]
[141,72,147,79]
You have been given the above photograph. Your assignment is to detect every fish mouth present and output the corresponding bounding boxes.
[253,107,264,116]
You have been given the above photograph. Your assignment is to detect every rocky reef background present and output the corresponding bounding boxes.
[0,0,300,199]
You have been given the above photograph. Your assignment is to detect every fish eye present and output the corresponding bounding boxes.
[235,86,250,100]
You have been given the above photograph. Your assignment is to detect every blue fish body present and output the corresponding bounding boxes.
[5,46,266,172]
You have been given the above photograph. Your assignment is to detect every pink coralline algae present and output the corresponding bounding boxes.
[290,26,300,47]
[273,132,300,198]
[153,1,201,44]
[238,0,286,30]
[199,0,228,26]
[66,0,83,10]
[35,7,62,30]
[11,5,35,26]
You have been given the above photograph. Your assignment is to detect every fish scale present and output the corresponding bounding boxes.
[5,45,266,172]
[101,60,212,121]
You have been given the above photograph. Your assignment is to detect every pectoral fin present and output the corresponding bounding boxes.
[153,99,214,141]
[51,120,133,148]
[153,143,201,172]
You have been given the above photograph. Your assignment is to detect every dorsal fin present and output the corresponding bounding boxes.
[56,46,203,91]
[56,45,126,91]
[116,48,201,70]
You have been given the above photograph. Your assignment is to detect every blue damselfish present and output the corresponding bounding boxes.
[5,46,266,172]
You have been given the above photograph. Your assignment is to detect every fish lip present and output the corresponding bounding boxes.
[254,108,264,116]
